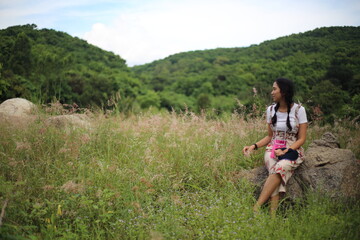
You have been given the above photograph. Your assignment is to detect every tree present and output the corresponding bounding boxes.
[9,32,32,76]
[197,93,212,111]
[325,51,354,91]
[137,90,160,109]
[159,91,194,111]
[0,64,10,97]
[311,80,350,119]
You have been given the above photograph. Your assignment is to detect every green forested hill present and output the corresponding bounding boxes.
[132,26,360,120]
[0,24,140,107]
[0,25,359,120]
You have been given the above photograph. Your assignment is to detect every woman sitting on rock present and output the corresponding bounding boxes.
[242,78,308,216]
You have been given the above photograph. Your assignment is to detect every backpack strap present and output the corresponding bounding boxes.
[269,104,274,123]
[269,104,276,128]
[295,103,302,126]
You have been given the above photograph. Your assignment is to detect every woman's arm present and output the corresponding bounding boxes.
[242,124,273,155]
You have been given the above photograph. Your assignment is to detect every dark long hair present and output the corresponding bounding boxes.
[271,78,295,131]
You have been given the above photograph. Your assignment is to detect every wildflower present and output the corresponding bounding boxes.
[42,185,55,191]
[61,180,85,194]
[80,134,91,144]
[154,196,165,204]
[150,230,164,240]
[33,202,42,209]
[8,158,18,167]
[171,195,183,206]
[108,165,117,172]
[253,87,258,96]
[96,189,103,198]
[58,148,70,154]
[38,128,47,134]
[57,204,62,216]
[145,188,156,194]
[140,177,153,188]
[131,202,142,213]
[15,141,31,151]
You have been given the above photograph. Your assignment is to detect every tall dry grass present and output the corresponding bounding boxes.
[0,108,359,239]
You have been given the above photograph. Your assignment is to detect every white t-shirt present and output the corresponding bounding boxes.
[266,103,307,132]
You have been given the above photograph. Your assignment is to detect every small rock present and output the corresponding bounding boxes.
[310,132,340,148]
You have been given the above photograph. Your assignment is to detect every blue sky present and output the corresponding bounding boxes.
[1,0,359,66]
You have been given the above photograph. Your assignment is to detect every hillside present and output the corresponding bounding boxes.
[0,25,359,120]
[0,24,140,107]
[132,26,360,119]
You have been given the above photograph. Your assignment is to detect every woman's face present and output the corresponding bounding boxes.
[271,82,282,102]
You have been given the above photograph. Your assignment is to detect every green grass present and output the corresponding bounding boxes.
[0,111,359,239]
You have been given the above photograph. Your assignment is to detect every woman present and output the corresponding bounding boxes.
[242,78,308,216]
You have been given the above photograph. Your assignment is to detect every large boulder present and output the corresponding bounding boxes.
[0,98,37,117]
[0,98,37,126]
[238,132,360,200]
[293,132,360,199]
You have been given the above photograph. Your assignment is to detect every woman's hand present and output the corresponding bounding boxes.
[243,145,256,156]
[274,148,288,156]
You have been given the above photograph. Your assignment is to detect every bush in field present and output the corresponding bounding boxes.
[159,91,195,112]
[137,90,161,109]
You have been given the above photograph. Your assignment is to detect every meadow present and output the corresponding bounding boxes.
[0,107,359,239]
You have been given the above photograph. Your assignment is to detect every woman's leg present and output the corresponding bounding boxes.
[270,194,280,217]
[253,173,281,212]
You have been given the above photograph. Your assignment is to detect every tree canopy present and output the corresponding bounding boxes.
[0,24,359,121]
[132,26,360,119]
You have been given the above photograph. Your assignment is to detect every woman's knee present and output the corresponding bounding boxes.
[276,160,293,171]
[269,172,281,178]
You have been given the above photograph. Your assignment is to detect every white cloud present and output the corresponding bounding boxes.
[0,0,124,30]
[82,0,360,66]
[1,0,359,66]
